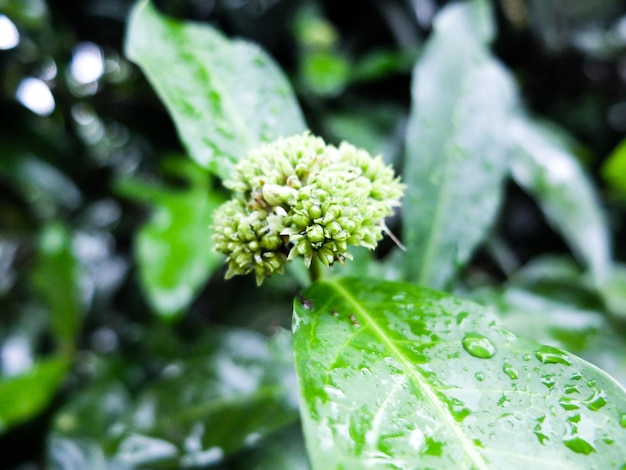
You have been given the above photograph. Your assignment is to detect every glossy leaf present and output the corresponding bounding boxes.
[49,328,299,468]
[475,285,626,388]
[509,115,611,284]
[292,277,626,469]
[31,223,82,350]
[116,159,225,319]
[0,356,69,433]
[403,0,517,289]
[124,0,306,180]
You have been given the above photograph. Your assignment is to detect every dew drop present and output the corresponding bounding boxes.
[360,367,372,376]
[533,416,550,445]
[620,413,626,428]
[563,437,595,455]
[584,390,607,411]
[558,396,579,410]
[502,363,518,380]
[462,333,496,359]
[474,372,485,382]
[522,354,532,362]
[535,345,571,366]
[563,384,579,394]
[540,373,556,390]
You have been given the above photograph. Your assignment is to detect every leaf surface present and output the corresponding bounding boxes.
[124,0,306,180]
[292,277,626,469]
[509,115,611,284]
[0,356,69,433]
[403,0,516,289]
[116,158,225,319]
[48,328,299,468]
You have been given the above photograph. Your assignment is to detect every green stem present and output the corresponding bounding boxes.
[308,255,322,284]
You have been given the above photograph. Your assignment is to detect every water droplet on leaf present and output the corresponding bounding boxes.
[462,333,496,359]
[535,345,571,366]
[584,390,607,411]
[620,413,626,428]
[474,372,485,382]
[563,436,595,455]
[502,363,518,380]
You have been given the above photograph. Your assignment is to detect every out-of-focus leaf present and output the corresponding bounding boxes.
[0,139,82,216]
[323,102,405,158]
[350,49,416,85]
[116,159,226,320]
[509,115,611,284]
[599,264,626,319]
[403,0,517,289]
[228,424,310,470]
[301,50,350,97]
[31,223,82,351]
[0,356,69,433]
[602,137,626,196]
[293,277,626,469]
[48,328,299,468]
[124,0,306,180]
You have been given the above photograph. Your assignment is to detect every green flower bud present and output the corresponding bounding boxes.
[212,132,404,285]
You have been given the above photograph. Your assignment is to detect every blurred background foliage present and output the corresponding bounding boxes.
[0,0,625,468]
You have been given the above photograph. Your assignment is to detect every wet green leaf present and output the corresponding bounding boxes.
[116,159,226,320]
[124,0,306,180]
[403,0,517,289]
[0,356,69,433]
[31,223,82,350]
[509,115,611,284]
[602,137,626,196]
[49,328,299,468]
[293,277,626,469]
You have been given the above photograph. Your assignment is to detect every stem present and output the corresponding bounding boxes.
[308,255,322,284]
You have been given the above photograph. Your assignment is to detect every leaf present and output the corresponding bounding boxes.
[598,264,626,319]
[403,0,517,289]
[509,115,611,284]
[602,137,626,196]
[31,222,82,351]
[474,285,626,388]
[116,159,226,320]
[292,277,626,469]
[0,356,69,433]
[124,0,306,180]
[49,328,300,468]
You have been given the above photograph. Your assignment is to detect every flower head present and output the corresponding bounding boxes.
[212,132,404,285]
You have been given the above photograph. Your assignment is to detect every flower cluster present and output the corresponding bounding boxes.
[212,132,404,285]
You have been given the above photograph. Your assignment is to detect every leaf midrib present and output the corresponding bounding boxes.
[323,278,489,470]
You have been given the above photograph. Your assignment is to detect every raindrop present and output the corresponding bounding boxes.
[461,333,496,359]
[559,396,579,411]
[502,363,518,380]
[535,345,571,366]
[563,437,595,455]
[620,413,626,428]
[540,374,556,390]
[563,384,579,394]
[474,372,485,382]
[584,390,607,412]
[522,354,532,362]
[533,416,550,445]
[360,367,372,376]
